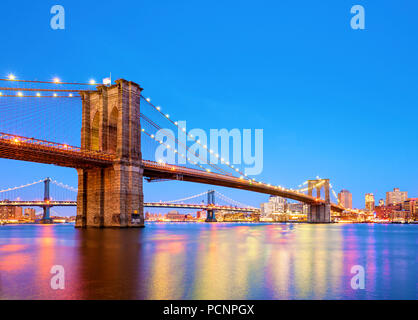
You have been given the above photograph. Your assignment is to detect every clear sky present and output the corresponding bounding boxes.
[0,0,417,214]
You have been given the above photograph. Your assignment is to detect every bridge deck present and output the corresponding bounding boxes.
[0,133,113,168]
[0,201,259,212]
[142,160,344,212]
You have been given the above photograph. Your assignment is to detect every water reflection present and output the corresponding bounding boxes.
[0,223,416,299]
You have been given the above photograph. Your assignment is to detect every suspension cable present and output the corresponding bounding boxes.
[0,179,45,193]
[164,191,209,203]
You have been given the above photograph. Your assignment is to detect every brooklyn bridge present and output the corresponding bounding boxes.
[0,77,345,227]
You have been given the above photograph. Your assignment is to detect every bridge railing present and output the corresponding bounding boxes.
[0,132,114,161]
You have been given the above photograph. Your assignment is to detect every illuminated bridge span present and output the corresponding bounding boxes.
[0,179,259,222]
[0,201,258,213]
[0,77,345,227]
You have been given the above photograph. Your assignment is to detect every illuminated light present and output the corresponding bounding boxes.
[235,168,239,172]
[63,144,68,149]
[53,93,58,97]
[215,154,219,158]
[206,169,211,173]
[197,139,200,143]
[146,97,151,102]
[89,79,96,85]
[0,92,2,96]
[209,149,213,154]
[203,145,207,149]
[150,134,154,138]
[69,93,73,97]
[174,122,178,125]
[53,77,60,83]
[165,114,170,118]
[8,74,16,80]
[167,145,171,149]
[220,158,224,162]
[17,91,23,97]
[231,165,234,168]
[156,106,161,110]
[226,161,230,165]
[189,134,193,138]
[14,138,19,143]
[36,92,41,97]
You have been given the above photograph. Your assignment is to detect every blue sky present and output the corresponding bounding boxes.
[0,0,417,213]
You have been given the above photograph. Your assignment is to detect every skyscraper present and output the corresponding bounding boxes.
[365,193,375,211]
[260,196,287,216]
[338,190,353,209]
[386,188,408,205]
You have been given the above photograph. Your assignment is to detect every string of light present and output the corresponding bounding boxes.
[140,96,249,179]
[0,75,98,86]
[163,191,209,203]
[140,113,231,176]
[51,180,78,193]
[0,179,45,193]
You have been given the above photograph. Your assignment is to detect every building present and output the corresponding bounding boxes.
[196,210,206,219]
[375,204,400,220]
[0,206,23,220]
[378,199,385,207]
[365,193,375,211]
[402,198,418,221]
[260,202,273,216]
[386,188,408,205]
[24,208,36,221]
[287,202,304,213]
[338,190,353,209]
[260,196,287,217]
[166,210,188,221]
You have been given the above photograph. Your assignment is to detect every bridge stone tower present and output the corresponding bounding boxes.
[75,79,144,228]
[307,179,331,223]
[205,189,217,222]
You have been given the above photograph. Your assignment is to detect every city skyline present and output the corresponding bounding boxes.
[0,1,417,210]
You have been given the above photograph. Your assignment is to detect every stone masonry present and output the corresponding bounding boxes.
[75,79,144,227]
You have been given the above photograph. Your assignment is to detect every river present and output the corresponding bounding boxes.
[0,222,416,299]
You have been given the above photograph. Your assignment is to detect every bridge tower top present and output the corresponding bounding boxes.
[307,179,330,204]
[79,79,143,162]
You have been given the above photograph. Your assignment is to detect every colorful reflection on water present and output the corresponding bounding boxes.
[0,223,416,299]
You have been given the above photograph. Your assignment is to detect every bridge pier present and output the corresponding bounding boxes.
[308,203,331,223]
[205,190,217,222]
[307,179,331,223]
[40,177,53,224]
[75,80,144,228]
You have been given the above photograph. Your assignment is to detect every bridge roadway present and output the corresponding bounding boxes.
[0,200,259,213]
[0,133,344,213]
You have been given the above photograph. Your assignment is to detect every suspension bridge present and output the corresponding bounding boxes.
[0,178,258,222]
[0,76,345,227]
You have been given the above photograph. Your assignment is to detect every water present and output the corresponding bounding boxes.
[0,223,416,300]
